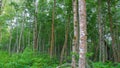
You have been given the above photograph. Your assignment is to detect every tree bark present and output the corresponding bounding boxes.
[33,0,39,52]
[107,0,118,62]
[78,0,87,68]
[98,0,105,62]
[50,0,56,58]
[0,0,2,14]
[72,0,78,68]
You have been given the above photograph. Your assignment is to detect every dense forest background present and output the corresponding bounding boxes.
[0,0,120,68]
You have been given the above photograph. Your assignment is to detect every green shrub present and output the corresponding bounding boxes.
[0,47,59,68]
[93,62,114,68]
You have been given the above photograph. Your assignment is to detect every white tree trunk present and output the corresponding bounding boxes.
[78,0,87,68]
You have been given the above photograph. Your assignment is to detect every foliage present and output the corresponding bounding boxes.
[93,62,120,68]
[0,47,59,68]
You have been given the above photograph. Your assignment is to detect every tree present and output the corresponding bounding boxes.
[107,0,118,62]
[50,0,56,58]
[98,0,105,62]
[78,0,87,68]
[72,0,78,68]
[60,11,70,65]
[33,0,39,52]
[0,0,2,14]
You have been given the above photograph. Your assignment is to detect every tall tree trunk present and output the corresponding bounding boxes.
[113,6,120,61]
[78,0,87,68]
[60,14,70,65]
[16,15,19,53]
[9,22,12,55]
[37,21,41,52]
[98,0,105,62]
[18,13,24,53]
[0,0,2,14]
[33,0,38,52]
[50,0,56,58]
[72,0,78,68]
[107,0,118,62]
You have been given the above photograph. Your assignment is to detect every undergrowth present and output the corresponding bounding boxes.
[0,47,59,68]
[0,48,120,68]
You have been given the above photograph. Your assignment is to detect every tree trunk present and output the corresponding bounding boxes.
[18,13,24,53]
[9,23,12,55]
[0,0,2,14]
[78,0,87,68]
[98,0,105,62]
[107,0,118,62]
[16,15,19,53]
[72,0,78,68]
[50,0,56,58]
[33,0,39,52]
[60,14,70,65]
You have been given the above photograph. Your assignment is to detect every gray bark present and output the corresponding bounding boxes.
[78,0,87,68]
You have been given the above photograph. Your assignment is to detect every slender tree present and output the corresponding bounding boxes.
[78,0,87,68]
[60,13,70,65]
[98,0,105,62]
[33,0,39,52]
[9,21,12,54]
[72,0,78,68]
[107,0,118,62]
[50,0,56,58]
[18,12,25,53]
[0,0,2,14]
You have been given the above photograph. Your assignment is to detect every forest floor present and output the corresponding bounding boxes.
[0,48,120,68]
